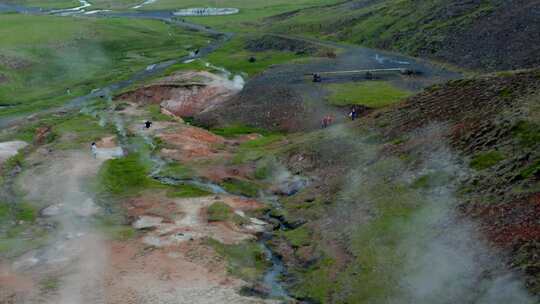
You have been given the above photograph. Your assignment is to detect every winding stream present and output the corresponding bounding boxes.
[0,3,460,301]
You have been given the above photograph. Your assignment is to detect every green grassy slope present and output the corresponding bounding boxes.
[263,0,540,71]
[1,0,81,9]
[0,14,210,118]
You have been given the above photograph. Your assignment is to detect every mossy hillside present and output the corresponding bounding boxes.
[267,0,495,60]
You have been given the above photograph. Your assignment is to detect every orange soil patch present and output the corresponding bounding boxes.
[159,126,227,161]
[104,239,273,304]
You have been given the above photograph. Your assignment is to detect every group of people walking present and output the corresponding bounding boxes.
[321,106,360,128]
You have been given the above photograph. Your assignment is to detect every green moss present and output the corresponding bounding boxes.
[0,224,49,257]
[512,121,540,148]
[166,184,211,198]
[207,201,233,222]
[159,162,194,179]
[3,152,25,172]
[98,153,151,196]
[40,276,60,293]
[326,81,412,108]
[470,151,505,170]
[520,160,540,178]
[0,203,9,220]
[233,134,284,164]
[221,178,260,197]
[54,113,113,149]
[15,202,37,222]
[207,238,270,282]
[499,87,513,98]
[211,123,267,138]
[254,164,271,180]
[412,172,452,189]
[147,104,173,121]
[283,226,312,248]
[291,256,336,303]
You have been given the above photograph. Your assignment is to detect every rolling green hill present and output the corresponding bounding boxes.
[264,0,540,71]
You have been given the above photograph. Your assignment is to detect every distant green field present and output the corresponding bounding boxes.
[0,14,210,118]
[151,0,340,32]
[1,0,80,9]
[326,81,412,108]
[205,35,306,76]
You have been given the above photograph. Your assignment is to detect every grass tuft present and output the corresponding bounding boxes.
[470,151,505,170]
[326,81,412,108]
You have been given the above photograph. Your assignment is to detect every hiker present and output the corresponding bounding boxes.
[144,120,152,129]
[321,116,328,128]
[91,142,97,158]
[321,115,334,128]
[349,107,358,121]
[327,115,334,126]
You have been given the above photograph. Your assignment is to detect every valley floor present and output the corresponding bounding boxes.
[0,1,539,304]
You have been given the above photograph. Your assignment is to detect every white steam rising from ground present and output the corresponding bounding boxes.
[393,140,534,304]
[320,124,536,303]
[17,151,109,303]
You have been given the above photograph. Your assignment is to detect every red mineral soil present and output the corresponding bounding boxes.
[124,193,267,245]
[105,239,273,304]
[117,71,243,118]
[104,193,275,303]
[158,126,228,162]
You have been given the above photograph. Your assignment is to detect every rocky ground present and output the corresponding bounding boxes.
[0,70,288,303]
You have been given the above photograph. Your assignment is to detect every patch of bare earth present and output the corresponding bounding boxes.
[117,71,242,118]
[106,193,276,303]
[158,125,228,162]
